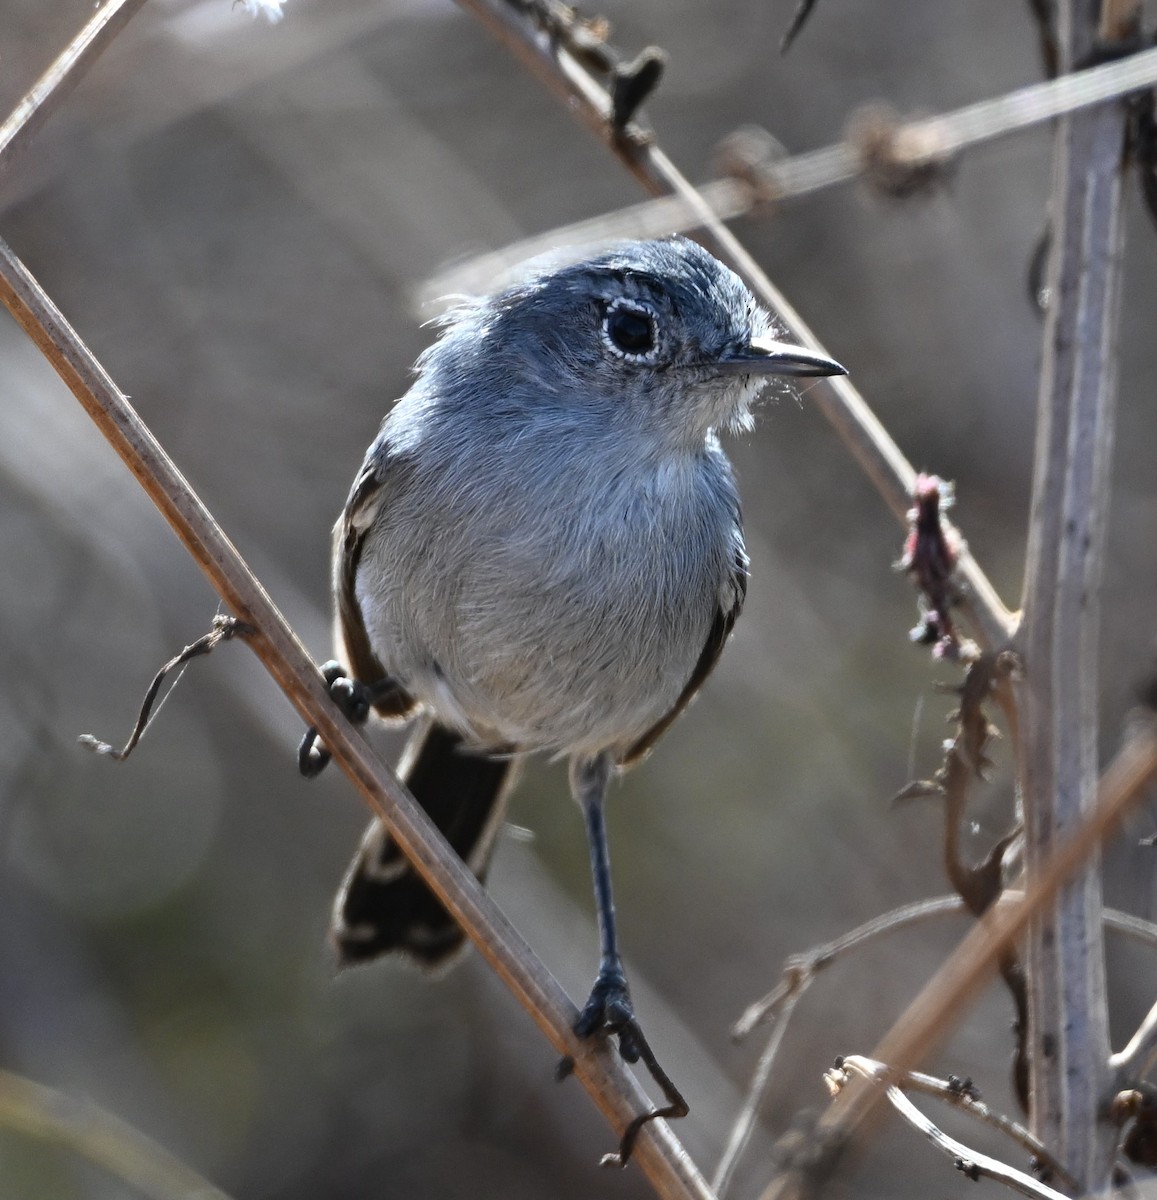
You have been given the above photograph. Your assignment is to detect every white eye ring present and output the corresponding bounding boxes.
[601,298,661,361]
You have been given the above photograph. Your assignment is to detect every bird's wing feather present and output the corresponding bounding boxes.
[619,540,747,767]
[333,453,418,719]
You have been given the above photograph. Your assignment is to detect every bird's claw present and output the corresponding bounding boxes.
[311,661,377,727]
[575,971,644,1063]
[298,662,374,777]
[562,968,689,1168]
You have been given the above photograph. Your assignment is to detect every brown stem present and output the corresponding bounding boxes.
[0,238,714,1200]
[0,0,150,169]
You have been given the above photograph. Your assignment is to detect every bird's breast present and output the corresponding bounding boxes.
[358,425,741,756]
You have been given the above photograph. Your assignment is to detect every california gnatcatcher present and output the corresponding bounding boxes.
[301,237,845,1066]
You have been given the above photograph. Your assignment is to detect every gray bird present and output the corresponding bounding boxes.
[304,236,845,1064]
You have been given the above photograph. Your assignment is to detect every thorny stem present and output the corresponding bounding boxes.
[1015,0,1133,1185]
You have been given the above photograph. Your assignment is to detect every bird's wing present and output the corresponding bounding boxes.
[620,540,748,767]
[332,454,418,719]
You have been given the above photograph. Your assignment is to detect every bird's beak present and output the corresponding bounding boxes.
[715,336,847,378]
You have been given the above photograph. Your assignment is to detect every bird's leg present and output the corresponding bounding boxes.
[571,753,645,1063]
[564,754,689,1165]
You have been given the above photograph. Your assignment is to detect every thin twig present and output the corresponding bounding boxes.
[0,239,714,1200]
[0,1068,234,1200]
[733,895,1157,1044]
[1111,1000,1157,1083]
[830,1057,1071,1200]
[453,0,1016,653]
[897,1066,1077,1189]
[0,0,151,170]
[1103,907,1157,947]
[421,45,1157,301]
[78,614,255,760]
[733,897,970,1040]
[712,989,805,1198]
[881,1087,1063,1199]
[416,178,750,309]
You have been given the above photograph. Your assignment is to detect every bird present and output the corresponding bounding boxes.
[302,236,846,1066]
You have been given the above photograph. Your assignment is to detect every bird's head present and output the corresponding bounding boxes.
[425,237,845,448]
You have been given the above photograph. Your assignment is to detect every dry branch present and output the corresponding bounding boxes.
[0,240,713,1200]
[759,719,1157,1200]
[455,0,1016,653]
[721,895,1157,1192]
[1015,0,1135,1183]
[0,0,150,168]
[733,896,1157,1048]
[734,896,976,1041]
[829,1057,1071,1200]
[712,988,804,1197]
[421,43,1157,299]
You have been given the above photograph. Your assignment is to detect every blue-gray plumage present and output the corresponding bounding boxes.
[322,236,845,1067]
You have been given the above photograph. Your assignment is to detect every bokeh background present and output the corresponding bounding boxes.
[1,1,1156,1197]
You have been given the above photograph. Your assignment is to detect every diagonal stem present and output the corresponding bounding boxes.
[0,237,715,1200]
[453,0,1016,652]
[0,0,150,169]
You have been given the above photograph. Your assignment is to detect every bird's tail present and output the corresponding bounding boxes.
[330,721,520,969]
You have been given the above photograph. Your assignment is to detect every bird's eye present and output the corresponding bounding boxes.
[603,301,658,359]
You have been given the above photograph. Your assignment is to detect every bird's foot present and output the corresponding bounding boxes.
[298,661,374,777]
[565,966,689,1168]
[575,968,644,1063]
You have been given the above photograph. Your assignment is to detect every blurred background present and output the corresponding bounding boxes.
[1,1,1156,1197]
